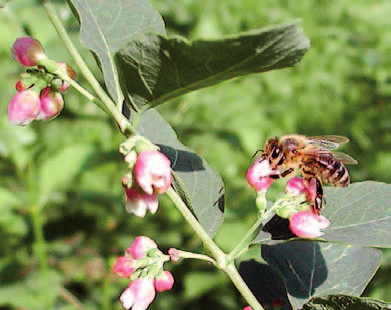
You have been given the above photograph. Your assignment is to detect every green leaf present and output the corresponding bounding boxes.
[39,144,94,198]
[322,181,391,247]
[303,294,391,310]
[137,109,224,237]
[239,260,290,307]
[68,0,165,104]
[116,20,310,108]
[253,181,391,247]
[262,241,381,309]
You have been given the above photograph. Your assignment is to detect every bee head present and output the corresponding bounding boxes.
[265,138,285,166]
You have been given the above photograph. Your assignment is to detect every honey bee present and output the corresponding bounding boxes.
[260,135,357,214]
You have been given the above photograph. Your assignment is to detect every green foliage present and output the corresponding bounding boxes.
[303,294,391,310]
[137,109,224,236]
[262,242,381,308]
[116,22,309,108]
[68,0,166,103]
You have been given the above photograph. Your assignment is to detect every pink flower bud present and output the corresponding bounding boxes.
[154,270,174,292]
[128,236,158,259]
[113,256,136,278]
[124,187,158,217]
[8,89,41,125]
[134,151,172,195]
[56,62,77,92]
[38,87,64,120]
[289,210,330,238]
[120,278,156,310]
[168,248,181,262]
[285,177,306,196]
[15,80,28,91]
[285,177,318,213]
[11,37,46,67]
[246,158,274,193]
[242,307,252,310]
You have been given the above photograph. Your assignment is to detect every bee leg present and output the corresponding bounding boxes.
[268,168,294,179]
[281,168,294,178]
[308,176,324,215]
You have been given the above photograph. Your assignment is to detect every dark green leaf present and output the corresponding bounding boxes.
[322,181,391,247]
[262,241,381,309]
[136,109,224,237]
[239,260,290,308]
[116,21,310,108]
[68,0,165,103]
[303,294,391,310]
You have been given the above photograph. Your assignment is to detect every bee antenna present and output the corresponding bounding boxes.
[251,149,263,161]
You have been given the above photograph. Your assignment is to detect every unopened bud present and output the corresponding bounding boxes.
[11,37,47,67]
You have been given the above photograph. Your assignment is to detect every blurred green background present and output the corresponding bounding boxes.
[0,0,390,309]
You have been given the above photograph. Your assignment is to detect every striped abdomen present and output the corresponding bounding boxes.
[301,154,350,187]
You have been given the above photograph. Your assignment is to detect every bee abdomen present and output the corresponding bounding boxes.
[322,160,350,187]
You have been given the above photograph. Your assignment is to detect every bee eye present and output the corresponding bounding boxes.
[271,147,281,159]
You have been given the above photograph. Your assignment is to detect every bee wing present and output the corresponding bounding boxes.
[332,152,358,165]
[301,149,358,165]
[307,135,350,150]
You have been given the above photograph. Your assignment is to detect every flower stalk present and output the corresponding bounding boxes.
[42,1,133,136]
[42,3,266,309]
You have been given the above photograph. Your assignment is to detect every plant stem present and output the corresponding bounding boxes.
[166,188,226,266]
[170,249,217,265]
[42,1,133,136]
[225,263,264,310]
[31,205,51,309]
[27,161,52,309]
[166,188,264,310]
[228,193,267,261]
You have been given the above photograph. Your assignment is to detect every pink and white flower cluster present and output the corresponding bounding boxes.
[123,150,172,217]
[246,158,330,239]
[8,37,76,126]
[113,236,174,310]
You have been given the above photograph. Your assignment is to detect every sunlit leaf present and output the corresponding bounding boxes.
[68,0,165,104]
[137,109,224,237]
[322,181,391,247]
[253,181,391,247]
[262,241,381,309]
[116,21,310,108]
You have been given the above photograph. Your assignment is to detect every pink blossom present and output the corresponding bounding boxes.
[56,62,76,92]
[113,256,136,278]
[120,278,156,310]
[8,89,41,125]
[128,236,157,259]
[285,177,306,196]
[11,37,46,67]
[38,87,64,120]
[124,187,158,217]
[242,307,252,310]
[290,210,330,238]
[134,151,172,195]
[285,177,319,213]
[168,248,181,262]
[154,271,174,292]
[246,158,274,193]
